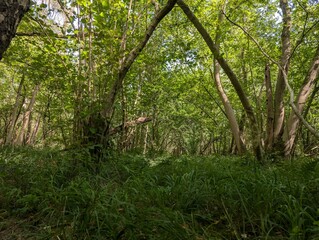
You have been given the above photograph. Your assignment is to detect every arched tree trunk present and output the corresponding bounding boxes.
[84,0,177,152]
[177,0,262,161]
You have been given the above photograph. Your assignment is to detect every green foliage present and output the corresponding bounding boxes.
[1,148,319,239]
[1,0,318,155]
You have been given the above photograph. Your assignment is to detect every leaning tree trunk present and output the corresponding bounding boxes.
[213,0,246,154]
[0,0,30,60]
[177,0,262,161]
[284,45,319,156]
[84,0,177,152]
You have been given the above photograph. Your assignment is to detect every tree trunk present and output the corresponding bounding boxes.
[301,84,319,150]
[26,113,41,145]
[212,0,246,154]
[0,0,30,59]
[273,0,291,149]
[265,64,274,150]
[102,0,177,120]
[118,0,134,151]
[15,84,40,145]
[72,5,85,145]
[177,0,262,161]
[143,124,149,155]
[284,45,319,156]
[85,0,177,149]
[5,74,25,145]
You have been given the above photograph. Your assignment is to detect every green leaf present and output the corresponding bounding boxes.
[40,3,47,8]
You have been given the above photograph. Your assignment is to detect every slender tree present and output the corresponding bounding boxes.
[273,0,292,150]
[284,45,319,156]
[176,0,262,161]
[213,0,246,154]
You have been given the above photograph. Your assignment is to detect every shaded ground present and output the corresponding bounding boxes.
[0,147,319,239]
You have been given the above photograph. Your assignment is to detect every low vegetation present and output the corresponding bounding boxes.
[0,147,318,239]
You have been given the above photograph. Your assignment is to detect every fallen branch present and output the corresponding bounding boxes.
[109,117,152,135]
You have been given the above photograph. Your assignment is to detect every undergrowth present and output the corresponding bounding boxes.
[0,146,318,239]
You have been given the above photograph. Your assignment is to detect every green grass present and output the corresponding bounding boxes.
[0,147,319,239]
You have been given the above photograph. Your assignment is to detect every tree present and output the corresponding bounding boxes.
[175,0,319,159]
[213,0,246,154]
[1,0,319,160]
[83,0,177,151]
[177,0,263,161]
[0,0,30,60]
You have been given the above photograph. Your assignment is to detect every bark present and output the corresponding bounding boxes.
[143,124,149,155]
[102,0,177,122]
[85,0,177,149]
[177,0,262,161]
[265,64,274,150]
[72,4,85,145]
[151,0,160,13]
[302,89,319,153]
[109,117,152,135]
[26,114,41,145]
[5,74,25,145]
[0,0,30,59]
[280,68,319,155]
[119,0,134,150]
[42,97,51,144]
[15,84,40,145]
[301,84,319,149]
[102,0,177,119]
[213,1,246,154]
[284,45,319,156]
[200,135,221,155]
[88,0,94,98]
[213,64,246,153]
[273,0,291,147]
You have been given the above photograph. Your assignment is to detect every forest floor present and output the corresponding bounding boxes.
[0,147,319,239]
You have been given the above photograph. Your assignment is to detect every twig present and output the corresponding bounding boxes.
[222,10,279,66]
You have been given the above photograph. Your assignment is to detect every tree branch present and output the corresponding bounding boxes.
[223,8,319,142]
[222,11,279,66]
[282,69,319,139]
[109,117,152,135]
[103,0,177,119]
[177,0,261,160]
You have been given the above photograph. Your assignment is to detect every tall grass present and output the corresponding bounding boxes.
[0,147,318,239]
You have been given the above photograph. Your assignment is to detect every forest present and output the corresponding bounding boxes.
[0,0,319,239]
